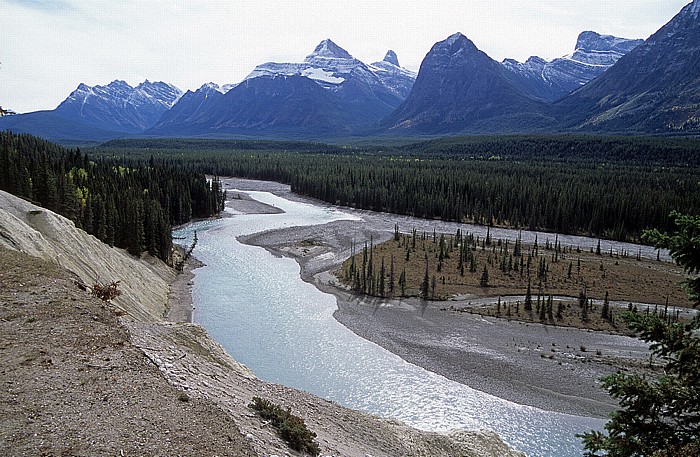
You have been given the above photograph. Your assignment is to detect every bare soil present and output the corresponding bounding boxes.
[0,247,257,457]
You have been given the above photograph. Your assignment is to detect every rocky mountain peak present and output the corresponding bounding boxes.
[108,80,133,90]
[686,0,700,18]
[383,50,400,67]
[436,33,480,57]
[306,39,353,61]
[575,31,642,54]
[198,82,224,94]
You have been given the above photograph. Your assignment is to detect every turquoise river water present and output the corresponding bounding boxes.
[174,190,606,457]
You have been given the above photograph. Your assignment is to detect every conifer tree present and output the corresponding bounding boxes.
[480,265,489,287]
[524,280,533,311]
[601,291,610,321]
[421,260,430,299]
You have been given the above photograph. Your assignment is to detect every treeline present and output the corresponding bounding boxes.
[0,132,225,263]
[404,134,700,165]
[93,135,700,242]
[288,156,699,240]
[100,137,346,153]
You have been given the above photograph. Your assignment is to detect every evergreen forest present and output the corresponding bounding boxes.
[0,132,225,263]
[95,135,700,243]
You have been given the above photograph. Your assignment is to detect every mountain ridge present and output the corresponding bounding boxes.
[554,0,700,133]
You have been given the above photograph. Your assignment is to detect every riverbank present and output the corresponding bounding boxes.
[230,178,653,420]
[1,188,525,457]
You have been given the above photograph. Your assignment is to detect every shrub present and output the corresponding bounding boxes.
[249,397,320,456]
[91,280,122,302]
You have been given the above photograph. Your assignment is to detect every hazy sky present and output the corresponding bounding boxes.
[1,0,692,113]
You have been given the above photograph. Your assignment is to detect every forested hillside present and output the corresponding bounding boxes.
[0,132,225,262]
[96,136,700,243]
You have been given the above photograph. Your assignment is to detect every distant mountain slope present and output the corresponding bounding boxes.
[381,33,551,134]
[503,31,643,102]
[148,83,227,135]
[54,80,182,133]
[0,80,182,143]
[179,75,353,135]
[151,40,417,137]
[0,110,126,143]
[554,0,700,133]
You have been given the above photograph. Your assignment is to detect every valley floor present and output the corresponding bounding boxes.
[230,178,654,420]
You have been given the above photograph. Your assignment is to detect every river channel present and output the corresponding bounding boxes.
[174,190,607,457]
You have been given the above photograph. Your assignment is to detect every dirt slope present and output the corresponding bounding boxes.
[0,248,257,456]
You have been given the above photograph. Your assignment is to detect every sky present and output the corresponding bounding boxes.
[0,0,692,113]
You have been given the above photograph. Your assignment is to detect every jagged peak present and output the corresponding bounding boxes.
[306,39,353,60]
[198,82,221,91]
[136,80,176,90]
[446,32,465,43]
[383,50,400,67]
[575,31,643,54]
[107,80,133,89]
[440,33,478,53]
[526,56,547,65]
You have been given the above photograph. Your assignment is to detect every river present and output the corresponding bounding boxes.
[174,190,606,457]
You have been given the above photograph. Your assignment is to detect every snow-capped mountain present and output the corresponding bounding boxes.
[246,39,415,101]
[555,0,700,133]
[502,31,643,102]
[149,40,416,137]
[54,80,182,133]
[381,33,547,134]
[370,50,417,99]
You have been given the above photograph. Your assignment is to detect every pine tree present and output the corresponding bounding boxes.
[601,291,610,321]
[524,280,533,311]
[480,265,489,287]
[421,260,430,299]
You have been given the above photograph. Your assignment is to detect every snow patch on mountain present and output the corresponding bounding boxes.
[502,31,643,101]
[55,80,183,133]
[244,39,415,100]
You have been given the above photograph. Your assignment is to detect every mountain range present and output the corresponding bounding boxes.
[148,40,416,137]
[2,0,699,141]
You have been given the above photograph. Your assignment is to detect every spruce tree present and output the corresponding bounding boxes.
[580,213,700,457]
[524,280,533,311]
[480,265,489,287]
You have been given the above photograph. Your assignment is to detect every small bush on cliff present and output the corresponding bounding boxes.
[249,396,320,456]
[91,280,122,302]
